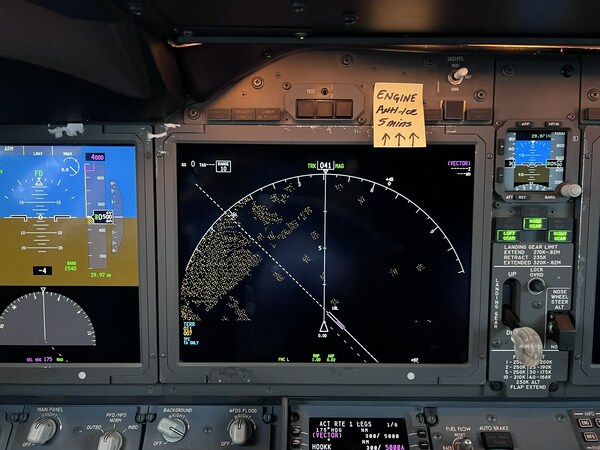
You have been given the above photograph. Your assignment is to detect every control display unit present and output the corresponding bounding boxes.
[175,141,476,366]
[309,417,409,450]
[503,129,566,192]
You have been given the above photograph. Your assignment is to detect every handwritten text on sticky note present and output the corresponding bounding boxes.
[373,83,426,148]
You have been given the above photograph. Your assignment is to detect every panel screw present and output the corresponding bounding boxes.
[474,89,487,101]
[73,426,84,435]
[490,381,504,391]
[486,415,497,423]
[502,65,515,77]
[252,77,264,89]
[187,108,200,120]
[556,414,567,423]
[341,54,354,67]
[561,65,575,78]
[567,113,576,120]
[128,2,143,16]
[290,0,307,13]
[588,89,600,101]
[342,12,358,26]
[357,117,366,124]
[283,82,292,90]
[492,338,501,347]
[424,56,436,66]
[549,382,559,392]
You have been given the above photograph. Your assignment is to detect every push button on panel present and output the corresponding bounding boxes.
[335,99,353,118]
[443,100,465,120]
[296,100,315,118]
[583,431,599,442]
[316,100,334,118]
[579,418,594,428]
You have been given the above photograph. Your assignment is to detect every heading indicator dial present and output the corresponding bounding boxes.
[0,287,96,346]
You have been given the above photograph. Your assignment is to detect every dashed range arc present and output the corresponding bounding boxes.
[176,143,475,364]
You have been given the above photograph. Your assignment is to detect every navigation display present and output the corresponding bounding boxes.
[177,143,474,364]
[0,145,140,363]
[503,129,566,191]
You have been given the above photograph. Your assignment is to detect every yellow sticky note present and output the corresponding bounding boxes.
[373,83,426,148]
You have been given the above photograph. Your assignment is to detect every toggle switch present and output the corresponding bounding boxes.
[547,312,575,350]
[448,67,469,85]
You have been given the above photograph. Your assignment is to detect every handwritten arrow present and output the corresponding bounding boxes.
[395,133,405,146]
[409,132,419,147]
[382,133,391,144]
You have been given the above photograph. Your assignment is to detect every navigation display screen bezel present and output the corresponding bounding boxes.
[157,124,490,385]
[0,125,157,384]
[573,126,600,384]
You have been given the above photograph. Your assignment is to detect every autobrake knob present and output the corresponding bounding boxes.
[27,417,57,444]
[228,418,254,445]
[97,430,123,450]
[157,417,187,443]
